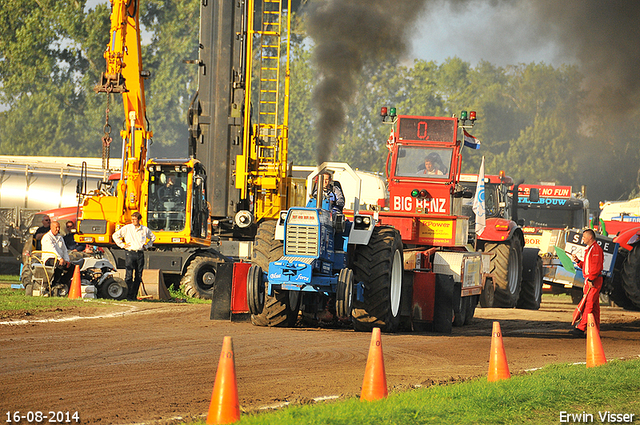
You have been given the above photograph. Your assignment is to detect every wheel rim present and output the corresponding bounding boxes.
[200,269,216,290]
[107,282,124,298]
[390,249,402,317]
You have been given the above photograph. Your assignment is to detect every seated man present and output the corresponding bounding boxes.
[63,221,87,253]
[41,221,74,290]
[417,152,445,176]
[158,173,185,205]
[312,172,345,213]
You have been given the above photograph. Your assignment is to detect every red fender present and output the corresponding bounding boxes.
[613,227,640,251]
[478,217,519,243]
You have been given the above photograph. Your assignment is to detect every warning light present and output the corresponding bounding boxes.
[380,107,388,117]
[420,189,428,198]
[411,189,420,198]
[389,107,397,117]
[499,170,506,180]
[469,111,476,121]
[460,110,468,121]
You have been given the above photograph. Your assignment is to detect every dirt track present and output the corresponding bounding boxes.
[1,296,639,425]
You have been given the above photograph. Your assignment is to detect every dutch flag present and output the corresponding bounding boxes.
[463,129,481,149]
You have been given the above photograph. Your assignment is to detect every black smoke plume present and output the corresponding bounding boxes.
[307,0,429,165]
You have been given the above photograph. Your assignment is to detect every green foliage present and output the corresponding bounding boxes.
[1,4,639,203]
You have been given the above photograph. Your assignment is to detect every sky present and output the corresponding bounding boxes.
[409,1,567,67]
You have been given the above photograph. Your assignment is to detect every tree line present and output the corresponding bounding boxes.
[1,0,639,204]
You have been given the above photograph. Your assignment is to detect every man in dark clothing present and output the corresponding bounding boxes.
[63,221,86,252]
[33,216,51,251]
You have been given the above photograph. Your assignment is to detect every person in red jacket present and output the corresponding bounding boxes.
[569,229,604,337]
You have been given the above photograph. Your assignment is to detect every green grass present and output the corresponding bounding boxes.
[193,359,640,425]
[0,287,105,313]
[0,274,20,283]
[0,282,208,314]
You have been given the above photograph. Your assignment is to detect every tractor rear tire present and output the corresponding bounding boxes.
[352,226,403,333]
[621,244,640,310]
[517,256,543,310]
[180,255,221,299]
[607,249,637,310]
[484,238,522,308]
[250,220,298,327]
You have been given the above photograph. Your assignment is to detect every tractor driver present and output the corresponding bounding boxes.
[158,173,185,205]
[417,152,445,176]
[313,172,345,214]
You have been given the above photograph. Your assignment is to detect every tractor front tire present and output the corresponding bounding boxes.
[250,220,298,327]
[484,238,522,308]
[352,226,403,333]
[336,268,354,320]
[247,265,265,315]
[517,256,543,310]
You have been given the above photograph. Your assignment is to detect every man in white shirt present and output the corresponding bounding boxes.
[41,221,73,289]
[112,212,156,301]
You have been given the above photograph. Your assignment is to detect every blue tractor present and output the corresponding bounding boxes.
[247,165,405,331]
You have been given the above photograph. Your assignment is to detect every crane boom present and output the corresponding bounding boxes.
[94,0,151,220]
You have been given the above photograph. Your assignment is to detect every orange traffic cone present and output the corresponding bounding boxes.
[360,327,388,401]
[586,313,607,368]
[68,265,81,299]
[487,321,511,381]
[206,336,240,424]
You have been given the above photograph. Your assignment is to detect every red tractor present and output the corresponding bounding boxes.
[374,109,535,316]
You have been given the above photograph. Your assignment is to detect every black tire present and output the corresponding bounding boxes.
[621,244,640,310]
[484,238,522,308]
[606,249,636,309]
[52,283,70,298]
[452,294,468,327]
[99,276,128,300]
[352,226,403,333]
[464,295,478,325]
[180,254,221,299]
[479,278,495,308]
[336,268,354,319]
[247,265,265,315]
[250,220,298,327]
[517,256,543,310]
[21,266,33,295]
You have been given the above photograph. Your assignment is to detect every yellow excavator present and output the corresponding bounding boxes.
[77,0,303,300]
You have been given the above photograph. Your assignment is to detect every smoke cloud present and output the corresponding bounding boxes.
[526,1,640,115]
[307,0,640,167]
[306,0,429,165]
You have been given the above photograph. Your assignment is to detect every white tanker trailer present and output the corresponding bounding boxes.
[0,156,116,270]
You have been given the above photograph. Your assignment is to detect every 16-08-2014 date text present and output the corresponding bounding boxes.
[5,411,79,423]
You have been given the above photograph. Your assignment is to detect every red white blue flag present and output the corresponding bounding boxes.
[463,129,481,149]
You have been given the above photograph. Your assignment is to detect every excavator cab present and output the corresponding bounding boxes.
[144,159,210,245]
